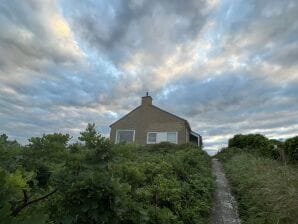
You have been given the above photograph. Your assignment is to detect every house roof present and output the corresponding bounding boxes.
[109,105,141,127]
[190,130,201,137]
[109,104,191,129]
[150,105,191,130]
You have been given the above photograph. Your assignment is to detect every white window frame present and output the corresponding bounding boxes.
[147,132,158,144]
[147,132,157,144]
[167,132,178,144]
[115,129,135,144]
[146,131,178,144]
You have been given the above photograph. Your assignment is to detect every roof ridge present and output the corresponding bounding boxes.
[151,105,186,122]
[151,105,191,130]
[109,105,141,127]
[109,104,192,131]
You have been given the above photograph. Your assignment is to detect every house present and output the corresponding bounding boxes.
[109,94,202,146]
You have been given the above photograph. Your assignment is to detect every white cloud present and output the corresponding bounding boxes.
[0,0,297,150]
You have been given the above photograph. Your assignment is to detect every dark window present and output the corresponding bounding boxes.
[148,133,157,143]
[116,130,134,143]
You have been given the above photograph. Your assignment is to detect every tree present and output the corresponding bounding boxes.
[79,123,112,163]
[0,134,20,151]
[284,136,298,162]
[28,133,70,152]
[78,123,98,149]
[228,134,269,149]
[0,133,8,143]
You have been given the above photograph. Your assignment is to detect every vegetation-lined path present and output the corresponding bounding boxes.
[211,158,241,224]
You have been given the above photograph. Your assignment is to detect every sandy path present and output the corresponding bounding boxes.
[211,158,241,224]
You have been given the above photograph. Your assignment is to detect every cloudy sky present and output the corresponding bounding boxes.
[0,0,297,152]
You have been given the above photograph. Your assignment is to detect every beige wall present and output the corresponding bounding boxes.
[110,103,188,145]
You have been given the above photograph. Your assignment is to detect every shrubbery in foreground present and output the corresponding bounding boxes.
[223,153,298,224]
[216,134,298,224]
[0,125,214,223]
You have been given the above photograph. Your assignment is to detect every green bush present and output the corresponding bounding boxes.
[284,136,298,162]
[110,143,214,223]
[0,126,214,224]
[228,134,269,149]
[0,168,48,224]
[226,134,285,160]
[216,134,298,224]
[35,165,51,188]
[215,147,243,162]
[48,143,214,223]
[223,153,298,224]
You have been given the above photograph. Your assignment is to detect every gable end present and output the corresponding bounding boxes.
[109,106,141,128]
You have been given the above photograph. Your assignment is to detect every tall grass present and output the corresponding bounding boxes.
[223,153,298,224]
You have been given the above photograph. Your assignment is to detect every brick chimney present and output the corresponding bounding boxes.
[141,92,152,106]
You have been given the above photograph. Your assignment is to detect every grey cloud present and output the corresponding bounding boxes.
[0,0,119,143]
[60,0,210,64]
[209,0,298,78]
[1,0,298,151]
[153,73,298,145]
[0,0,81,75]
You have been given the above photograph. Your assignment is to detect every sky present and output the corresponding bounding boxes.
[0,0,297,153]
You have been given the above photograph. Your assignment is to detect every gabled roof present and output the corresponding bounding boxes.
[109,106,141,127]
[109,104,191,130]
[190,130,201,137]
[150,105,191,130]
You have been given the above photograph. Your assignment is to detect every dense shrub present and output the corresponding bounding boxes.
[215,147,243,162]
[223,153,298,224]
[35,165,51,188]
[216,134,298,224]
[109,143,214,223]
[50,144,214,223]
[0,168,48,224]
[0,126,214,224]
[228,134,269,149]
[226,134,286,160]
[284,136,298,162]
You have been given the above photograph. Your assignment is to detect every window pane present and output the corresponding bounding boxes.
[117,130,134,143]
[157,132,167,143]
[148,133,157,142]
[167,132,177,143]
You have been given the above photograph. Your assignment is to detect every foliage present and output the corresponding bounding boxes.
[0,168,48,224]
[224,134,295,161]
[215,134,298,224]
[0,127,214,223]
[0,134,21,150]
[214,147,243,162]
[28,133,70,151]
[223,153,298,224]
[227,134,277,158]
[109,143,214,224]
[79,123,112,165]
[284,136,298,162]
[48,143,214,223]
[228,134,269,149]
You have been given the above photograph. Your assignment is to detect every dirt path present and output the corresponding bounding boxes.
[211,158,241,224]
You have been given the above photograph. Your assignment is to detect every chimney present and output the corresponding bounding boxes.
[141,92,152,106]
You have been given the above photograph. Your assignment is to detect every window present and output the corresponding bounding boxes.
[116,130,135,143]
[167,132,177,144]
[148,133,157,143]
[147,132,178,144]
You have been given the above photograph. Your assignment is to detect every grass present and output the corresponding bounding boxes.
[221,153,298,224]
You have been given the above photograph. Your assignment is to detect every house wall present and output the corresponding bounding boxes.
[110,104,188,145]
[186,128,190,144]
